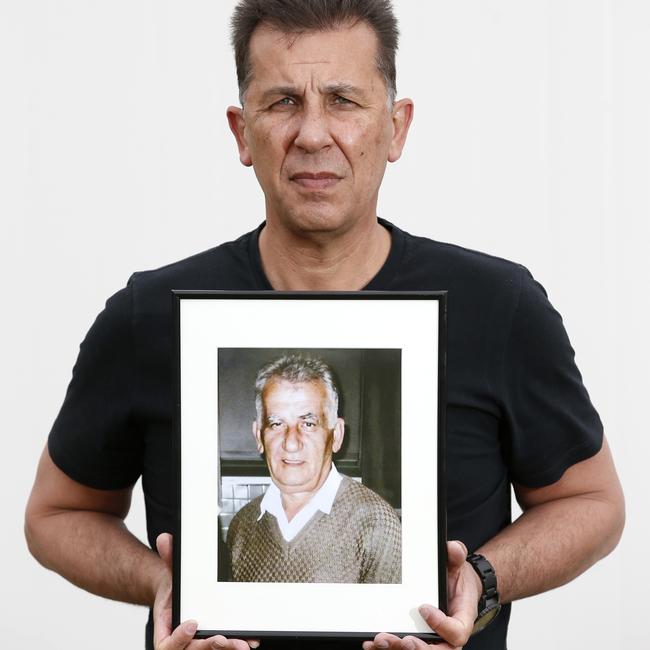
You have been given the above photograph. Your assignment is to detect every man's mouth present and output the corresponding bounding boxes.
[282,459,305,466]
[289,172,341,190]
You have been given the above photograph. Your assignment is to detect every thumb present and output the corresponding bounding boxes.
[156,532,173,570]
[447,540,468,569]
[161,620,197,650]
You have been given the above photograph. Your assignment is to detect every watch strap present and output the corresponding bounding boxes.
[466,553,498,612]
[466,553,500,634]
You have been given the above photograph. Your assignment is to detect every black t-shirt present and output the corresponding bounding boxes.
[48,220,603,650]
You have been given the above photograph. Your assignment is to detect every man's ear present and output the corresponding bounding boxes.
[252,420,264,454]
[227,106,253,167]
[331,418,345,454]
[388,97,414,163]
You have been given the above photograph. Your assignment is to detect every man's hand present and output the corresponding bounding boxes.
[154,533,259,650]
[362,541,480,650]
[25,448,262,650]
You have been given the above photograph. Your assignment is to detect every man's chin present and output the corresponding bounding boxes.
[272,475,316,493]
[274,206,359,237]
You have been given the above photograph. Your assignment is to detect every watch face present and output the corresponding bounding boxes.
[473,605,501,634]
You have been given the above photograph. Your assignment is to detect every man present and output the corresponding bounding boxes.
[227,354,402,584]
[24,1,624,650]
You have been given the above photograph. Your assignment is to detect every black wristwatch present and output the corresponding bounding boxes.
[466,553,501,635]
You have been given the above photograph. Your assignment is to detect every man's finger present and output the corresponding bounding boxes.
[366,633,405,649]
[446,540,468,568]
[209,635,255,650]
[364,633,446,650]
[160,620,197,650]
[156,532,173,569]
[153,602,173,646]
[400,635,437,650]
[418,606,472,649]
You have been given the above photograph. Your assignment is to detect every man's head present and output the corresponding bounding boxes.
[253,354,345,496]
[227,0,413,238]
[231,0,399,107]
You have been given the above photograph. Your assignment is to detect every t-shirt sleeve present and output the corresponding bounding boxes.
[48,277,143,489]
[500,266,603,488]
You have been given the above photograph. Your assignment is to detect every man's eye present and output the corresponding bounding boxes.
[303,421,316,428]
[334,95,354,105]
[274,97,296,107]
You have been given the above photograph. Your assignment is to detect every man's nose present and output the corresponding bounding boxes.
[293,104,333,153]
[282,425,302,452]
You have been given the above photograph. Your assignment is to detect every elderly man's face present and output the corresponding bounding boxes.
[254,378,344,496]
[227,21,413,236]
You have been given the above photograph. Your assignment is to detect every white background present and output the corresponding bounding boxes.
[1,0,648,648]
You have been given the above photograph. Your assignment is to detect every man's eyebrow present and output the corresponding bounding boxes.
[261,85,301,100]
[260,83,368,101]
[322,82,367,98]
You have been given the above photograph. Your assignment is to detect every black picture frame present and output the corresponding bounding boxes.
[172,291,447,642]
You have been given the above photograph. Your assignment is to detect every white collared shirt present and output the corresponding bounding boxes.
[257,464,343,542]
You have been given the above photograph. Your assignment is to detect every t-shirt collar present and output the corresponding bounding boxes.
[248,218,404,291]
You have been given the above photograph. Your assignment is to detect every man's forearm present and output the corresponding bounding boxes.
[478,487,624,604]
[25,509,164,607]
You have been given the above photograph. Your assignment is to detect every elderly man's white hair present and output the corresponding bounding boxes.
[254,354,340,430]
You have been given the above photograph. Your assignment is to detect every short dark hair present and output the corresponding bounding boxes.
[230,0,399,105]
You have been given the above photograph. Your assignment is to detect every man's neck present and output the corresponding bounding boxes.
[278,463,335,522]
[281,491,312,522]
[259,217,392,291]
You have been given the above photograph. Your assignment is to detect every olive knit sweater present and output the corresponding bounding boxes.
[227,476,401,583]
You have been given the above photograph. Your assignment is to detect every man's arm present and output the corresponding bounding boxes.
[479,436,624,603]
[25,446,256,650]
[360,502,402,584]
[363,436,625,649]
[25,446,162,605]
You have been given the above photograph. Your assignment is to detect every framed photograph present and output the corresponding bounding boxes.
[173,292,447,641]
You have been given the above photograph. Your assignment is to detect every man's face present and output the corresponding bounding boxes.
[253,378,344,496]
[227,21,413,236]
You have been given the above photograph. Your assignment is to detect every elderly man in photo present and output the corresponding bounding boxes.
[227,354,401,584]
[25,1,625,649]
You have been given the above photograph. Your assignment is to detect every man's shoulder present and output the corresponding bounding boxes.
[406,230,524,273]
[128,227,261,304]
[227,495,264,544]
[231,494,264,526]
[337,476,400,524]
[395,222,527,291]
